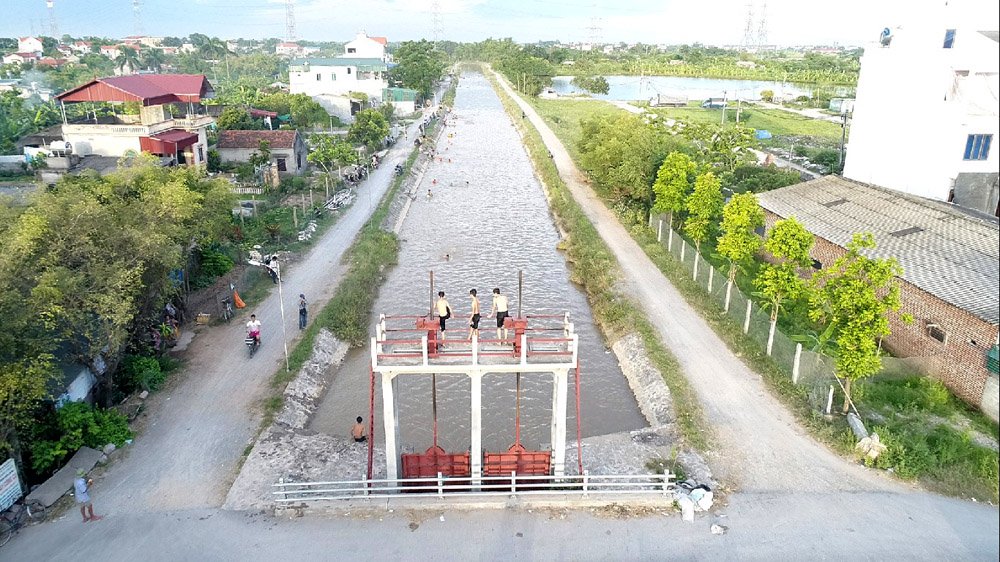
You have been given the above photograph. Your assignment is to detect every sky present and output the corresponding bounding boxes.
[1,0,998,47]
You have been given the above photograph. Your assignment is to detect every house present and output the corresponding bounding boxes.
[55,74,216,166]
[18,36,44,54]
[100,45,122,59]
[276,42,303,57]
[36,57,68,68]
[216,130,308,175]
[123,35,164,49]
[757,175,1000,421]
[382,87,419,115]
[343,31,389,61]
[70,41,93,54]
[844,0,999,216]
[2,52,39,65]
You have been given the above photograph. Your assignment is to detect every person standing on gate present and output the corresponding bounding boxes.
[489,288,510,342]
[468,288,481,341]
[436,291,451,341]
[298,294,308,330]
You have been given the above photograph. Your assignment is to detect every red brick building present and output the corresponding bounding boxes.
[758,176,999,420]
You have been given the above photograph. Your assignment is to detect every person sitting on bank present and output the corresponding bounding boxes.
[352,416,367,443]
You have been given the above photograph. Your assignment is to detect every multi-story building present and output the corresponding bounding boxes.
[844,0,1000,216]
[54,74,215,166]
[17,36,44,54]
[289,32,393,122]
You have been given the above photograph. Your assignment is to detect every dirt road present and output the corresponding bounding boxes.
[91,112,432,515]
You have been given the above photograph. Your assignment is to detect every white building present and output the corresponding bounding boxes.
[275,42,303,57]
[288,32,393,122]
[844,0,1000,216]
[18,36,44,54]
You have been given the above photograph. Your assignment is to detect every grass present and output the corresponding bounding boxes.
[488,70,711,451]
[531,87,1000,503]
[530,98,842,147]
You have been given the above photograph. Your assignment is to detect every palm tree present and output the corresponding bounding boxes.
[140,48,165,72]
[114,46,140,75]
[198,38,233,80]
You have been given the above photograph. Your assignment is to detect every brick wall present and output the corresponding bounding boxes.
[762,210,998,405]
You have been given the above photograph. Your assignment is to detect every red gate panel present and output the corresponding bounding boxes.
[401,445,470,479]
[482,444,551,477]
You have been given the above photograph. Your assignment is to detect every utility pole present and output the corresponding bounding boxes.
[133,0,143,36]
[837,111,849,172]
[47,0,59,39]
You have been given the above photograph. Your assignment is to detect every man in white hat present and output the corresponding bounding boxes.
[74,469,102,523]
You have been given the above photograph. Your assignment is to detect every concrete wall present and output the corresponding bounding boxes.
[290,65,386,101]
[981,375,999,422]
[216,147,304,174]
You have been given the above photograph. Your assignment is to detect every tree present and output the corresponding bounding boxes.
[754,217,813,354]
[140,48,165,72]
[760,89,775,102]
[716,193,764,312]
[216,107,260,131]
[248,140,272,169]
[808,233,904,414]
[114,46,140,75]
[347,109,389,151]
[684,171,724,279]
[651,152,697,234]
[724,164,803,194]
[307,134,358,194]
[681,122,757,173]
[571,75,610,95]
[391,40,447,100]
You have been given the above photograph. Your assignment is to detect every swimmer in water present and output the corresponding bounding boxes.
[427,189,433,199]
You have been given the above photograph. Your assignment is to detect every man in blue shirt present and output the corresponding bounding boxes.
[74,469,102,523]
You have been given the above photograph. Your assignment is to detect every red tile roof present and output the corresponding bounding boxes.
[371,36,388,46]
[217,130,300,149]
[56,74,214,105]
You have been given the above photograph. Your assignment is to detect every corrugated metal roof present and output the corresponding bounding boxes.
[757,176,1000,325]
[57,74,213,105]
[217,130,299,149]
[289,57,391,70]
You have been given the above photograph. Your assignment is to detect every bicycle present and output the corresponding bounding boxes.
[0,499,45,547]
[221,297,234,323]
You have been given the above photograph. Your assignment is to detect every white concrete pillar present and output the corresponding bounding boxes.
[707,265,714,292]
[381,372,400,481]
[743,299,753,334]
[470,371,483,487]
[550,369,569,477]
[792,343,802,384]
[667,227,674,251]
[657,219,663,242]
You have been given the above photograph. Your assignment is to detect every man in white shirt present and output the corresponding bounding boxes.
[489,288,510,342]
[246,314,262,345]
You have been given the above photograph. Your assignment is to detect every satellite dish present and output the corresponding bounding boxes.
[879,27,893,46]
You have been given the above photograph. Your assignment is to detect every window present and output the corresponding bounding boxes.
[331,73,336,81]
[277,158,287,172]
[347,47,356,54]
[963,134,993,161]
[197,145,204,162]
[927,323,948,344]
[315,73,321,81]
[346,67,352,74]
[943,29,956,48]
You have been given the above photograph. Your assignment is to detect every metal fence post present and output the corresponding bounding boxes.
[582,470,589,496]
[792,343,802,384]
[279,477,286,502]
[743,299,752,334]
[511,471,517,497]
[661,473,670,496]
[438,471,444,498]
[363,473,369,497]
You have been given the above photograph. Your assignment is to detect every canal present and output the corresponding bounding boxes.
[310,71,646,454]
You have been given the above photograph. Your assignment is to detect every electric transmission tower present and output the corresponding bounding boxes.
[47,0,59,39]
[431,0,443,42]
[133,0,144,36]
[756,1,769,50]
[587,16,602,47]
[285,0,297,42]
[742,1,755,51]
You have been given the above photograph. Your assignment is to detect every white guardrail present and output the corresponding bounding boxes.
[273,472,675,503]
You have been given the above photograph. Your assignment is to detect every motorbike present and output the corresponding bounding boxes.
[394,164,404,176]
[246,334,260,357]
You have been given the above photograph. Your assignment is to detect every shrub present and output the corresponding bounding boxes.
[192,246,234,289]
[30,402,133,474]
[122,354,166,392]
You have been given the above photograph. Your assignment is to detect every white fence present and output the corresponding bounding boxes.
[274,472,675,503]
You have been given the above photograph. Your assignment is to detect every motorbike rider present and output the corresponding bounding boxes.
[246,314,262,346]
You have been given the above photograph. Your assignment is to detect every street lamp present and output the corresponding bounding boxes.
[837,111,849,173]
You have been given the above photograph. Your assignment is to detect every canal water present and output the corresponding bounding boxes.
[309,72,646,453]
[550,75,821,102]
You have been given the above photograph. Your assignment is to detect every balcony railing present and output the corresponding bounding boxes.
[63,115,214,137]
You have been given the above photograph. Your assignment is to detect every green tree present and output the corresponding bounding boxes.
[760,89,775,102]
[571,75,610,95]
[651,152,697,233]
[114,46,140,74]
[347,109,389,151]
[754,217,813,354]
[725,164,802,194]
[216,107,260,130]
[808,233,904,414]
[140,48,165,72]
[307,134,358,193]
[391,40,447,99]
[716,192,764,311]
[682,122,757,173]
[684,171,724,279]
